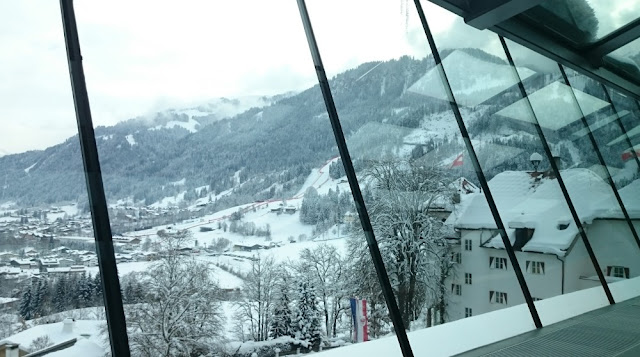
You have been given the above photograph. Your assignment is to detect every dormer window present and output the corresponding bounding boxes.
[513,228,534,251]
[607,266,630,279]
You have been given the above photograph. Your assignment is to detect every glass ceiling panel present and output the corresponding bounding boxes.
[407,49,535,107]
[572,110,629,139]
[608,126,640,146]
[494,81,610,130]
[606,37,640,82]
[521,0,640,45]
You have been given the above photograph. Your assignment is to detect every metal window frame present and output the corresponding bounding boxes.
[427,0,640,102]
[463,0,544,30]
[602,86,640,170]
[559,64,640,253]
[499,36,615,305]
[413,0,542,329]
[585,19,640,62]
[58,1,131,355]
[296,1,414,356]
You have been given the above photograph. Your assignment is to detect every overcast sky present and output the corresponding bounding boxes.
[2,1,632,155]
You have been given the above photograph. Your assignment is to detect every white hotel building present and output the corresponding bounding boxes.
[446,169,640,321]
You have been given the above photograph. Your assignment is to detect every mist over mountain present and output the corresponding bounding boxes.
[0,49,635,208]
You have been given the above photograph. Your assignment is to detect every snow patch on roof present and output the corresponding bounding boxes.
[455,169,632,255]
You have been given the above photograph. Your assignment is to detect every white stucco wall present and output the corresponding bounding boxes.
[449,219,640,322]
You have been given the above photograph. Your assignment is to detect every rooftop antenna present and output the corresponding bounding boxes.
[530,152,542,173]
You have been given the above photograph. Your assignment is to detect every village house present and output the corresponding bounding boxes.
[446,169,639,321]
[232,243,268,252]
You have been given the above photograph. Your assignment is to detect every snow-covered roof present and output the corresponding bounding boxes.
[45,338,105,357]
[454,169,639,256]
[2,320,106,355]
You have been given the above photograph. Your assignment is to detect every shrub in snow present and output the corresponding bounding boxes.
[29,335,53,352]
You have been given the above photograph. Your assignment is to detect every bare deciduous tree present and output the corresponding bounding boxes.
[298,244,349,338]
[234,255,279,342]
[360,160,456,327]
[126,230,224,357]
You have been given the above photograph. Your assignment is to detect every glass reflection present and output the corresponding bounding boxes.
[420,0,616,329]
[605,37,640,83]
[507,39,640,308]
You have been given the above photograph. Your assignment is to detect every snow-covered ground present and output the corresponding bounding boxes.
[313,276,640,357]
[85,260,244,290]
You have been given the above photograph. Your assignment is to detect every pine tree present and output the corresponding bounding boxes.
[30,281,43,318]
[19,286,33,320]
[293,282,322,349]
[36,279,50,317]
[270,289,293,339]
[93,273,103,305]
[53,276,67,312]
[78,275,93,307]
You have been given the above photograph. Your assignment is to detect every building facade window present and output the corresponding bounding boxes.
[464,272,472,285]
[452,284,462,296]
[490,257,508,270]
[464,239,472,251]
[526,261,545,275]
[490,291,508,304]
[607,266,630,279]
[465,307,472,318]
[451,252,462,264]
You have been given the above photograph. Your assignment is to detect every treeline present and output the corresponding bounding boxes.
[299,187,353,233]
[18,272,146,321]
[19,273,103,320]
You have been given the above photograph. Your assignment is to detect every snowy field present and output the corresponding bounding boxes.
[84,260,244,290]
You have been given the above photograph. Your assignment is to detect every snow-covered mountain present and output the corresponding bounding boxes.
[0,49,634,208]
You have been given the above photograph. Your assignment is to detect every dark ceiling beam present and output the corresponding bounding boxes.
[585,18,640,63]
[464,0,544,30]
[490,18,640,101]
[425,0,640,101]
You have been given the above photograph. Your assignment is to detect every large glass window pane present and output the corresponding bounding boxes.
[506,39,640,308]
[563,68,640,215]
[74,1,374,355]
[0,1,110,353]
[305,1,544,354]
[305,0,445,343]
[420,1,607,328]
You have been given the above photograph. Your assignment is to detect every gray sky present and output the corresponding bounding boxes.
[1,0,456,154]
[4,1,630,155]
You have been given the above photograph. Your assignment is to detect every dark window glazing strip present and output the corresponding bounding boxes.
[296,1,414,356]
[500,36,615,305]
[413,0,542,328]
[58,1,131,355]
[559,64,640,252]
[601,88,640,171]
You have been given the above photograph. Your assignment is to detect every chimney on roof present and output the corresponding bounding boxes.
[62,318,75,333]
[5,344,19,357]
